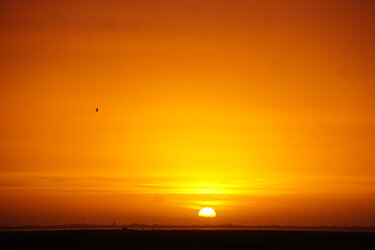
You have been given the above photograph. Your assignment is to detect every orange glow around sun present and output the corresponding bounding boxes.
[0,0,375,227]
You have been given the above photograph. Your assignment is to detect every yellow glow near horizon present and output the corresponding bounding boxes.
[1,0,375,227]
[199,207,216,218]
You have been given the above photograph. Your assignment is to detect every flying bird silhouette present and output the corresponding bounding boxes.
[96,107,98,112]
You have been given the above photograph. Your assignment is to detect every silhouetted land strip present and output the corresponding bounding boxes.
[2,223,374,231]
[1,230,374,249]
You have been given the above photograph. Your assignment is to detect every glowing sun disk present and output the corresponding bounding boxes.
[198,207,216,217]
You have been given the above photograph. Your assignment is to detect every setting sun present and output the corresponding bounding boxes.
[198,208,216,218]
[1,0,375,230]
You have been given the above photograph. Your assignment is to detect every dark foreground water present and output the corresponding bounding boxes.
[1,229,374,250]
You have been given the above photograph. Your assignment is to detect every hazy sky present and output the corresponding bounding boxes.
[1,0,375,226]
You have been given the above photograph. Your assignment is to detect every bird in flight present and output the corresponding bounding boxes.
[96,107,98,112]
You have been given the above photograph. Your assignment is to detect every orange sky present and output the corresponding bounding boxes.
[1,0,375,226]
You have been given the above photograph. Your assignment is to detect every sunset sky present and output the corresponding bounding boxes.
[1,0,375,226]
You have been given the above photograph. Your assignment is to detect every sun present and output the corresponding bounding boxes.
[198,207,216,218]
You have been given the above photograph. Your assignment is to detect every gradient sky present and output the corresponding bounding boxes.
[1,0,375,226]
